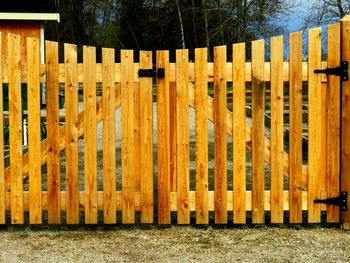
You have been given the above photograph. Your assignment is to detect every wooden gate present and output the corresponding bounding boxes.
[0,17,349,226]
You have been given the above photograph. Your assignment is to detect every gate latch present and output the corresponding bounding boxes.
[314,61,348,81]
[314,191,348,211]
[138,67,165,79]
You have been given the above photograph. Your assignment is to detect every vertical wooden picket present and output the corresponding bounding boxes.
[8,34,23,224]
[121,50,135,224]
[0,33,4,224]
[176,49,190,224]
[341,15,350,229]
[65,43,79,224]
[83,46,98,224]
[27,37,42,224]
[270,36,284,223]
[308,27,322,223]
[46,41,60,224]
[232,43,246,224]
[326,23,341,223]
[170,81,177,192]
[157,51,171,224]
[195,48,208,225]
[251,39,265,224]
[102,48,116,224]
[289,32,303,224]
[139,51,154,223]
[214,45,227,224]
[134,81,141,192]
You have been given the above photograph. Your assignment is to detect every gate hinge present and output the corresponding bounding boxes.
[138,67,165,79]
[314,61,348,81]
[314,191,348,211]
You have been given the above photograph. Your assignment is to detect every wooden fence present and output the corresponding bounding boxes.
[0,17,349,226]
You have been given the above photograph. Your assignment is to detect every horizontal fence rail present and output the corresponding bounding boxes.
[0,19,346,226]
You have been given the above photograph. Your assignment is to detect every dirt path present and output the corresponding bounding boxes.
[0,226,349,262]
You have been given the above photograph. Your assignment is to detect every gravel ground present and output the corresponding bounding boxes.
[0,226,349,262]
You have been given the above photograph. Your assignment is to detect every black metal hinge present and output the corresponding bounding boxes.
[314,61,348,81]
[314,191,348,211]
[138,67,165,79]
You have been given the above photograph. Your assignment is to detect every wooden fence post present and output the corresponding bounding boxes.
[341,15,350,230]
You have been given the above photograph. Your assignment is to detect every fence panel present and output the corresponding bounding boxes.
[289,32,303,224]
[232,43,246,224]
[139,50,154,223]
[121,50,135,224]
[157,50,171,224]
[27,37,42,224]
[251,40,265,224]
[214,45,227,224]
[270,36,284,224]
[8,33,23,224]
[326,23,341,223]
[83,46,98,224]
[65,43,79,224]
[194,48,209,225]
[102,48,116,224]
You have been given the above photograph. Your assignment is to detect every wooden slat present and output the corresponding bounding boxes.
[139,51,154,223]
[27,37,42,224]
[102,48,116,224]
[308,27,322,223]
[0,32,4,224]
[195,48,208,224]
[134,81,141,191]
[214,46,227,224]
[341,16,350,229]
[270,36,284,224]
[64,43,79,224]
[233,43,246,224]
[289,32,303,223]
[170,82,177,192]
[8,34,24,224]
[251,39,265,224]
[121,50,135,224]
[326,24,341,223]
[83,46,98,224]
[176,49,190,224]
[157,51,171,224]
[46,41,60,224]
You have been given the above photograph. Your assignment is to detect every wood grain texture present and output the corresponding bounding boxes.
[233,43,246,224]
[289,32,303,223]
[0,33,5,224]
[64,43,79,224]
[134,81,141,191]
[8,34,23,224]
[139,51,154,223]
[27,37,42,224]
[83,46,98,224]
[341,16,350,228]
[195,48,209,224]
[308,27,322,223]
[176,49,190,224]
[270,36,284,223]
[170,82,177,192]
[214,46,227,224]
[102,48,116,224]
[121,50,135,224]
[157,51,171,224]
[46,41,61,224]
[251,40,265,224]
[326,23,341,223]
